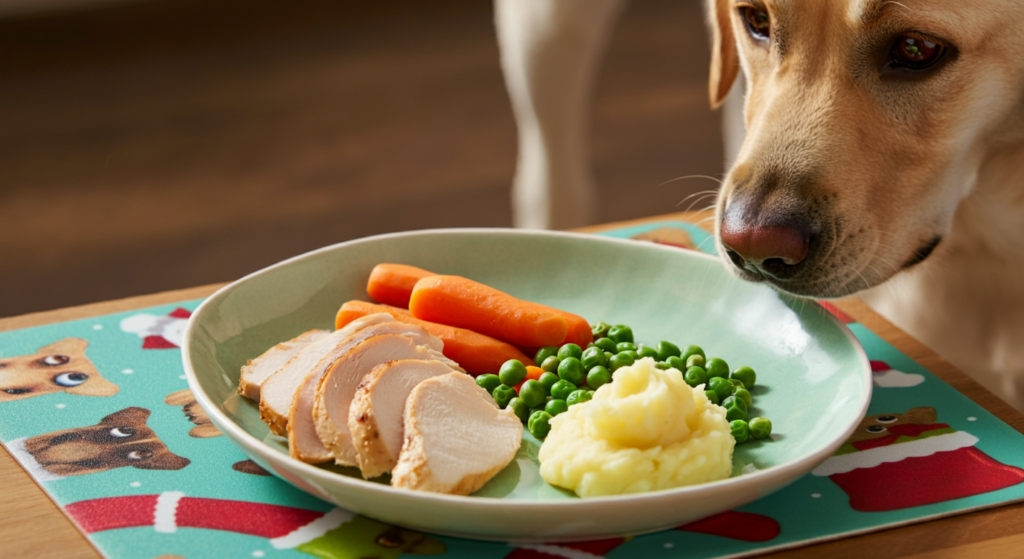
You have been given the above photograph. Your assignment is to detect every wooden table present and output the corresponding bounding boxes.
[3,212,1023,559]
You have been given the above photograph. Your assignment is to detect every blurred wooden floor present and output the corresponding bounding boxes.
[0,0,723,317]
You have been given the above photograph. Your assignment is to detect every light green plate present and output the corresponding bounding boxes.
[182,228,871,542]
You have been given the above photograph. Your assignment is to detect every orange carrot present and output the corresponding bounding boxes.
[366,264,435,308]
[514,366,545,394]
[335,300,535,375]
[368,265,593,347]
[409,275,569,348]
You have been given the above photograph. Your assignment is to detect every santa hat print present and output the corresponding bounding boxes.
[870,360,925,388]
[120,308,192,349]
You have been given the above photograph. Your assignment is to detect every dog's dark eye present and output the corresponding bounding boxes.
[109,427,135,438]
[740,6,770,42]
[40,355,70,367]
[876,415,898,424]
[53,372,88,387]
[887,34,945,73]
[127,449,152,460]
[865,425,887,433]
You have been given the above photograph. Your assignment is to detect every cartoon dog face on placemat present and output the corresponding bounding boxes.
[0,338,118,402]
[24,407,190,476]
[164,389,221,438]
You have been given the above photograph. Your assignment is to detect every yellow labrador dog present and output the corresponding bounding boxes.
[497,0,1024,410]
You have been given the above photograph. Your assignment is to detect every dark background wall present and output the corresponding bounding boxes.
[0,0,723,317]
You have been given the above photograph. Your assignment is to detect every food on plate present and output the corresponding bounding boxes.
[285,319,448,463]
[335,300,534,374]
[366,263,434,308]
[538,357,734,497]
[408,275,571,348]
[314,334,462,467]
[238,329,328,401]
[348,359,458,478]
[366,264,593,347]
[258,313,397,434]
[391,371,522,495]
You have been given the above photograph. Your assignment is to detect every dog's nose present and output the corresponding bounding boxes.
[721,209,811,278]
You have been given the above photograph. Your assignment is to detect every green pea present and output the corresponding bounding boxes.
[730,419,750,443]
[734,387,752,408]
[545,398,569,416]
[749,417,773,439]
[587,342,596,348]
[685,354,705,369]
[608,325,634,344]
[705,389,720,405]
[534,346,559,366]
[722,395,749,422]
[681,344,705,363]
[708,377,733,401]
[609,351,635,371]
[550,379,576,400]
[540,355,561,373]
[656,341,681,361]
[595,337,618,353]
[591,321,611,339]
[731,366,757,389]
[621,350,639,361]
[538,372,560,394]
[476,374,501,394]
[604,351,615,362]
[508,397,530,422]
[637,345,659,360]
[557,357,585,385]
[581,346,608,370]
[666,355,686,372]
[566,389,592,406]
[684,366,708,387]
[586,366,612,390]
[498,359,527,386]
[492,384,517,408]
[615,341,637,353]
[519,379,546,408]
[528,410,553,439]
[705,357,730,379]
[529,404,547,417]
[655,362,672,370]
[557,343,583,361]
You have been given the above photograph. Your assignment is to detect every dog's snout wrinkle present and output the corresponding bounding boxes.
[49,432,81,445]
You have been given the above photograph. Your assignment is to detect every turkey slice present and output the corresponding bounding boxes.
[392,372,522,495]
[349,359,459,478]
[314,334,463,466]
[258,313,396,435]
[239,329,328,401]
[287,322,442,463]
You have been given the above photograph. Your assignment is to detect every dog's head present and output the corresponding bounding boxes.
[706,0,1024,297]
[0,338,119,402]
[24,406,190,476]
[845,406,937,444]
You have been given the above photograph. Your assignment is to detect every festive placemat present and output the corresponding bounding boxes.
[3,222,1024,559]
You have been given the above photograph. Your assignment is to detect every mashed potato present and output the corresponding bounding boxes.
[538,357,734,497]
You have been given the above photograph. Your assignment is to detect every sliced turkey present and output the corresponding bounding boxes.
[392,371,522,495]
[286,321,442,463]
[258,313,397,435]
[239,329,329,401]
[314,334,462,467]
[348,359,458,478]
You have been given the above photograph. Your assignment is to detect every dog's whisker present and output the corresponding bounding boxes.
[658,176,723,188]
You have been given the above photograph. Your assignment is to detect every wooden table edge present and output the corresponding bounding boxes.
[2,212,1023,559]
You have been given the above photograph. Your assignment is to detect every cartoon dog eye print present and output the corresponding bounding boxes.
[0,338,118,401]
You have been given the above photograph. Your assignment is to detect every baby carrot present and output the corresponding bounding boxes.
[335,300,535,375]
[366,264,435,308]
[409,275,568,348]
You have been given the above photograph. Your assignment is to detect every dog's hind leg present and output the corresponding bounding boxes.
[495,0,627,230]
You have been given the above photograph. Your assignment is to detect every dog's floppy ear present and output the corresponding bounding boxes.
[134,450,191,471]
[101,406,151,426]
[706,0,739,109]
